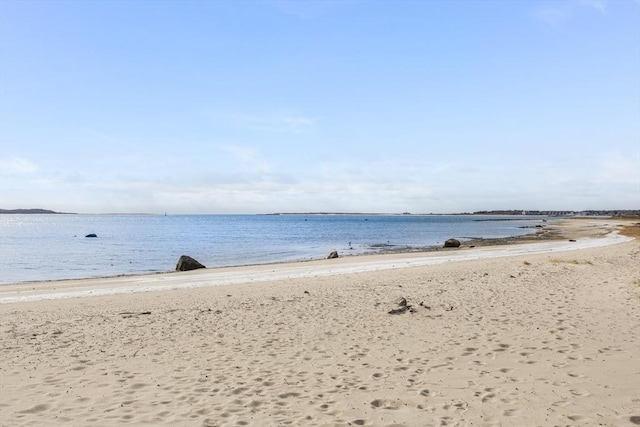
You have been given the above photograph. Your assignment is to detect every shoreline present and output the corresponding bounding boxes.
[6,214,628,288]
[0,218,634,304]
[0,214,561,289]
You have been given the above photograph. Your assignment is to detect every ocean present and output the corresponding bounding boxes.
[0,214,547,285]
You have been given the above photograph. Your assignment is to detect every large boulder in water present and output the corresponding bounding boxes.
[176,255,206,271]
[443,238,461,248]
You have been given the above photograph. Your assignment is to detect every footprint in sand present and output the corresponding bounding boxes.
[371,399,401,410]
[277,392,300,399]
[19,403,50,414]
[503,408,521,416]
[552,399,571,408]
[567,414,590,422]
[567,372,586,379]
[442,401,468,411]
[569,389,591,397]
[461,347,478,356]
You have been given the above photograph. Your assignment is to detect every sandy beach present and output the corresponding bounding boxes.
[1,218,639,426]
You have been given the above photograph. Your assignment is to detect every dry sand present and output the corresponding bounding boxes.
[1,218,639,426]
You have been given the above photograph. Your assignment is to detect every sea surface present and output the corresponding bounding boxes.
[0,214,548,285]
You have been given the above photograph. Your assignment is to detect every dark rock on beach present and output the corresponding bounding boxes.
[176,255,206,271]
[85,233,97,238]
[327,251,339,259]
[443,238,461,248]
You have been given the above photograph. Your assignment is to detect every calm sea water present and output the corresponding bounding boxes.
[0,214,546,285]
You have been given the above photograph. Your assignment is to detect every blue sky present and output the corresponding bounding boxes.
[1,0,638,214]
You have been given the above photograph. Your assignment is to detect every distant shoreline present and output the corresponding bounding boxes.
[266,211,639,217]
[2,209,638,217]
[0,209,75,214]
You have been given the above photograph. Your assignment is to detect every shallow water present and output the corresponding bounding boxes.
[0,214,546,284]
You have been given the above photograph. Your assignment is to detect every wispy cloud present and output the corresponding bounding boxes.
[533,0,608,26]
[575,0,607,13]
[223,112,317,133]
[532,4,574,26]
[0,156,38,174]
[217,145,271,173]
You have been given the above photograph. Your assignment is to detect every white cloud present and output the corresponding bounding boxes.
[2,147,637,213]
[0,156,38,174]
[217,145,271,173]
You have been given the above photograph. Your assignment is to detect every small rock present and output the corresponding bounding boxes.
[85,233,97,238]
[327,250,339,259]
[394,297,407,307]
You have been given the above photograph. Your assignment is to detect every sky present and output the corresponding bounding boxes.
[0,0,639,214]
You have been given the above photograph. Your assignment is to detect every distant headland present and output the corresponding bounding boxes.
[0,209,75,214]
